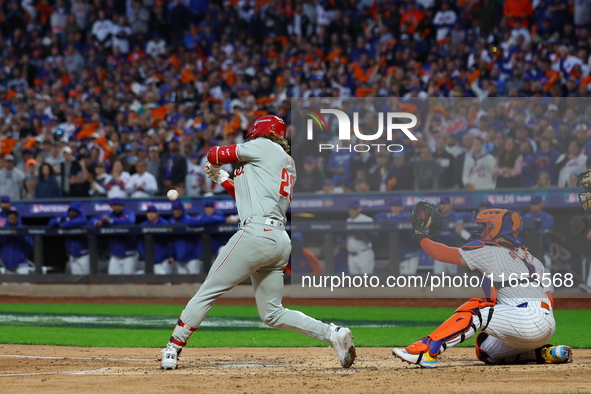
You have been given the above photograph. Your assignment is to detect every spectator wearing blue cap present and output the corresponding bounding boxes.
[428,197,470,276]
[319,178,345,194]
[334,236,348,275]
[139,205,174,275]
[186,151,205,197]
[374,198,419,275]
[523,195,555,273]
[202,200,227,258]
[90,198,138,275]
[346,199,375,274]
[147,146,161,179]
[158,137,187,195]
[387,151,414,191]
[517,141,537,188]
[169,201,205,274]
[0,195,13,227]
[295,156,324,194]
[89,163,109,197]
[326,145,353,191]
[534,137,561,186]
[122,143,139,171]
[414,146,442,191]
[127,160,158,198]
[49,202,89,275]
[0,208,34,275]
[523,196,555,232]
[0,155,25,201]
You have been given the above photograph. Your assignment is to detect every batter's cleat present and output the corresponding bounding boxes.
[541,345,573,364]
[392,348,438,368]
[329,323,356,368]
[159,345,179,370]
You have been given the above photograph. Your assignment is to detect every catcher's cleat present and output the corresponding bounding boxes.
[329,323,356,368]
[540,345,573,364]
[159,345,179,370]
[392,348,438,368]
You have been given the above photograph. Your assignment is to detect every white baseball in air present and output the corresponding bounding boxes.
[167,189,179,201]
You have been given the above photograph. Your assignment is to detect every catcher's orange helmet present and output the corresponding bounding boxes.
[473,209,522,241]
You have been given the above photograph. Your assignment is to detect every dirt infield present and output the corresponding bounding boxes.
[0,345,589,394]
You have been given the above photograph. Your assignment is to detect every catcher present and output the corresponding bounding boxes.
[392,201,573,368]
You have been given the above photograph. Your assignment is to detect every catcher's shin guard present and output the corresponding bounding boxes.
[168,312,198,355]
[475,332,492,363]
[407,299,494,357]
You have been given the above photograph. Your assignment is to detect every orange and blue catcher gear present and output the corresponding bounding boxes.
[471,209,522,242]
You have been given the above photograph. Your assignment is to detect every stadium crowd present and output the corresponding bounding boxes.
[0,0,590,201]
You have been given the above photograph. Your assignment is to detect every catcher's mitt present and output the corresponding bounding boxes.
[411,201,444,239]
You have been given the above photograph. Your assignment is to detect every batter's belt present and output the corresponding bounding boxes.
[240,216,285,229]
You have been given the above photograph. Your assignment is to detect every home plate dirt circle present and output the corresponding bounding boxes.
[1,345,590,393]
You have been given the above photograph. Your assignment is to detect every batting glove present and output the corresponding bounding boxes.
[204,161,220,179]
[210,169,229,185]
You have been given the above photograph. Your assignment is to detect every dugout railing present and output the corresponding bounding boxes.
[0,220,560,285]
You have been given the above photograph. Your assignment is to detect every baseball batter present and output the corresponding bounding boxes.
[159,115,356,370]
[393,204,572,367]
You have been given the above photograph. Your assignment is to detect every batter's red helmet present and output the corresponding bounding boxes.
[247,115,286,141]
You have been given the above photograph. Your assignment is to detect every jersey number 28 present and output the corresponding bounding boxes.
[279,168,294,202]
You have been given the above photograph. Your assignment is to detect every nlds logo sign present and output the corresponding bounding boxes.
[302,108,418,152]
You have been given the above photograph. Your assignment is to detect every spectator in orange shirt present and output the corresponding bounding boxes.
[503,0,533,27]
[400,1,425,35]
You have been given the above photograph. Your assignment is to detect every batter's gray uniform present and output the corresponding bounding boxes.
[168,138,332,348]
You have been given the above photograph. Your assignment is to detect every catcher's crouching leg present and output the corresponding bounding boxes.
[475,332,573,365]
[393,298,494,368]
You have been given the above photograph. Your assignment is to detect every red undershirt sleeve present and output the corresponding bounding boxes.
[221,180,235,199]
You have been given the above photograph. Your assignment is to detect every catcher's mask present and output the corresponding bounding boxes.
[247,115,287,141]
[472,209,522,242]
[577,170,591,219]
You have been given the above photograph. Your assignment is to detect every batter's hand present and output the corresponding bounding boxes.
[204,161,220,179]
[208,168,230,185]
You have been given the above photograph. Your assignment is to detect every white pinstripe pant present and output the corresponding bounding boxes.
[444,303,556,362]
[478,304,555,361]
